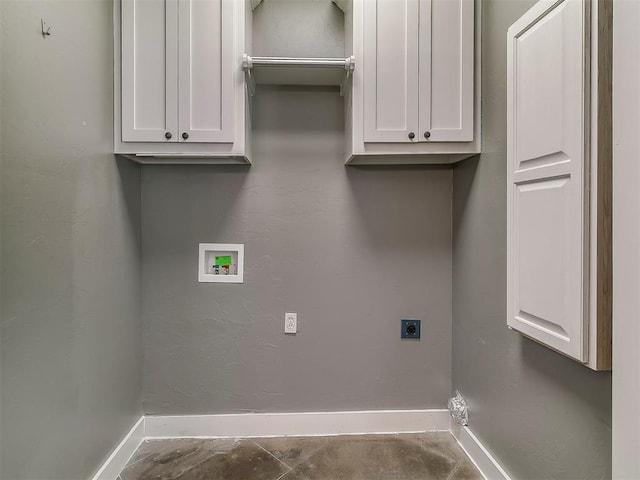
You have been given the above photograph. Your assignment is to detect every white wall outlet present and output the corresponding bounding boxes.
[285,313,297,334]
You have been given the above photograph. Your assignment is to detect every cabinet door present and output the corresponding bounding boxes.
[363,0,419,143]
[178,0,235,143]
[418,0,473,142]
[507,0,588,361]
[121,0,178,142]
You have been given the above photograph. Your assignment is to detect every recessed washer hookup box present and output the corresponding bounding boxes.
[198,243,244,283]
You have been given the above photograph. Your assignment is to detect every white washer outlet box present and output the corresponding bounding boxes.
[198,243,244,283]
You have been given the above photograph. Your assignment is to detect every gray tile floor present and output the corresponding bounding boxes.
[118,432,483,480]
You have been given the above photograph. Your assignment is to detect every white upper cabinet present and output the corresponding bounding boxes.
[362,0,419,143]
[346,0,479,164]
[121,0,178,143]
[115,0,250,163]
[178,0,234,143]
[420,0,474,142]
[507,0,586,363]
[507,0,612,370]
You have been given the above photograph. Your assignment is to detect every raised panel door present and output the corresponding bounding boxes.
[507,0,588,361]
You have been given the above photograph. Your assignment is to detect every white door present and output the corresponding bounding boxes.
[178,0,235,143]
[418,0,474,142]
[121,0,178,142]
[363,0,420,143]
[506,0,588,362]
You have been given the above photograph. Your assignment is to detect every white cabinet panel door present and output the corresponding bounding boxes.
[419,0,474,142]
[363,0,419,143]
[121,0,178,142]
[507,0,587,361]
[178,0,234,143]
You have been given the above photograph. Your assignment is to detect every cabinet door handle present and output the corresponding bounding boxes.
[165,132,172,140]
[182,132,189,140]
[408,132,415,140]
[424,131,431,139]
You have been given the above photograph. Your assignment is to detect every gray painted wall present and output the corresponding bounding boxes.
[0,1,142,479]
[252,0,345,57]
[141,0,452,416]
[612,1,640,476]
[142,85,452,414]
[452,1,612,479]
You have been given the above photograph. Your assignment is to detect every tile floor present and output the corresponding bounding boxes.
[117,432,483,480]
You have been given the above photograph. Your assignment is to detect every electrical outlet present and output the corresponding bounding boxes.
[401,319,421,339]
[285,312,297,334]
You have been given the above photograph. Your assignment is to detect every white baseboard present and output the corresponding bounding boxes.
[144,409,450,439]
[90,416,144,480]
[451,424,511,480]
[91,411,513,480]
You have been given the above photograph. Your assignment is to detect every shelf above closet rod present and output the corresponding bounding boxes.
[242,54,355,96]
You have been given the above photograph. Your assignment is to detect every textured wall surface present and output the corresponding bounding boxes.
[0,1,143,479]
[451,1,612,479]
[612,0,640,477]
[252,0,345,57]
[141,0,453,416]
[141,85,452,414]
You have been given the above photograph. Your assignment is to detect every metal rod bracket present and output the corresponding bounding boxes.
[242,54,356,96]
